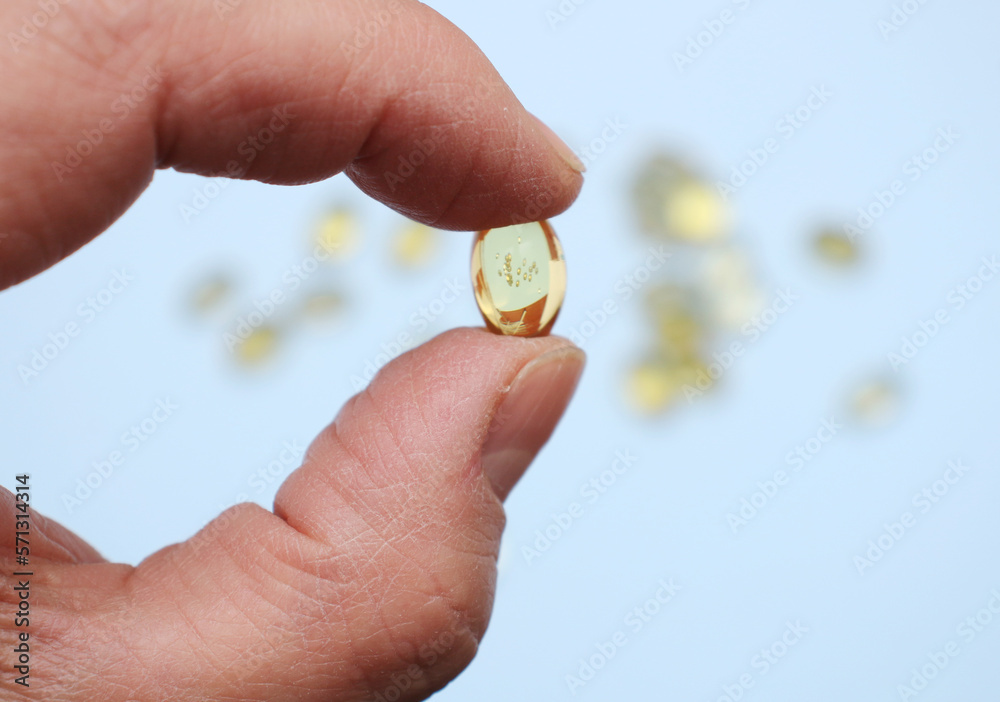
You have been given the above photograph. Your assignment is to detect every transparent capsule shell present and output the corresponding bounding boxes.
[471,221,566,337]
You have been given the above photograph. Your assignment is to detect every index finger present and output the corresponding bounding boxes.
[0,0,585,290]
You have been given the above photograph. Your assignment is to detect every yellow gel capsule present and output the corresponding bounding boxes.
[392,221,439,269]
[234,326,279,366]
[471,221,566,337]
[813,229,859,266]
[188,274,233,314]
[315,209,358,260]
[849,378,900,428]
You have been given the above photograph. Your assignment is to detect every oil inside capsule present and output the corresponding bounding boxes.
[471,221,566,337]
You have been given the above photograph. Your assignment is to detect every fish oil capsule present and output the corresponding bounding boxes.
[392,221,439,268]
[234,326,280,366]
[849,378,900,428]
[813,229,859,266]
[471,220,566,337]
[633,156,729,244]
[315,209,358,260]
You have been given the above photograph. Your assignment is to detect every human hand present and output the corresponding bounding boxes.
[1,0,585,698]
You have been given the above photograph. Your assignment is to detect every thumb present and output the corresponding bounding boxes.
[29,329,584,701]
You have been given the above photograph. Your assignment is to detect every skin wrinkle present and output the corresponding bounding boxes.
[33,1,147,80]
[208,542,300,637]
[262,522,353,592]
[224,511,338,604]
[305,425,394,542]
[66,619,144,699]
[379,362,434,474]
[299,418,489,695]
[205,530,353,678]
[358,371,503,587]
[281,334,511,691]
[360,388,418,487]
[285,438,480,691]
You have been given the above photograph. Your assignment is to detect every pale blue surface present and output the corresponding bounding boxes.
[2,0,999,698]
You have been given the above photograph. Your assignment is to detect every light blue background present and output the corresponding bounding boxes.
[2,0,999,698]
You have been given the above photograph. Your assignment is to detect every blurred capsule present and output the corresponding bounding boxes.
[645,283,691,316]
[315,209,358,260]
[633,156,729,244]
[666,179,729,244]
[702,247,766,331]
[299,289,346,322]
[655,311,704,359]
[626,356,713,414]
[644,285,704,359]
[234,326,280,366]
[634,156,687,236]
[189,274,234,315]
[627,360,679,414]
[392,221,439,269]
[849,378,900,428]
[813,229,859,266]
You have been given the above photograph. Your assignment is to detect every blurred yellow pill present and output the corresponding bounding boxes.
[392,221,439,269]
[234,326,280,366]
[814,229,859,266]
[315,209,358,260]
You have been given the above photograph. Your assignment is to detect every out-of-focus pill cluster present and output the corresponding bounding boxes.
[625,152,896,426]
[625,154,762,414]
[183,153,898,429]
[185,207,441,368]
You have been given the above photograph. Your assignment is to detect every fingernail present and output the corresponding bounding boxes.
[529,113,587,174]
[482,346,586,501]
